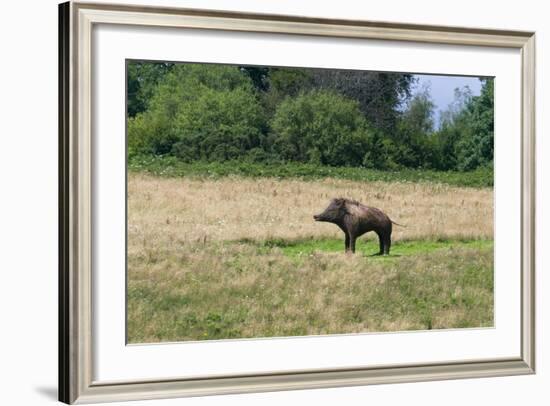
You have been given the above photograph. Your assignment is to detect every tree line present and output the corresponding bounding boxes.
[127,61,493,172]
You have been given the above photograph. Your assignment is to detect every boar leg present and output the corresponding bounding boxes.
[376,232,384,255]
[344,232,351,253]
[349,235,357,254]
[376,230,391,255]
[383,233,391,255]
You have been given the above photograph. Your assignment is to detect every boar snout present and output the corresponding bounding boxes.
[313,214,321,221]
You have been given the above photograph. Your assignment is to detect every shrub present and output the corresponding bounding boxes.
[128,64,266,160]
[270,90,376,167]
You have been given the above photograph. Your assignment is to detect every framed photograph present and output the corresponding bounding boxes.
[59,1,535,404]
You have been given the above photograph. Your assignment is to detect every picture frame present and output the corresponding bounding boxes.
[58,1,536,404]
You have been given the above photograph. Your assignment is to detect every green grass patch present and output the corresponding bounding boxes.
[239,237,493,258]
[128,155,493,188]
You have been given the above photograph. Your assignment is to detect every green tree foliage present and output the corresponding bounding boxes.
[262,68,315,114]
[455,79,494,170]
[270,90,380,167]
[394,87,436,168]
[311,70,415,135]
[128,64,266,161]
[126,61,493,173]
[127,61,174,117]
[431,87,473,170]
[430,80,494,171]
[239,66,270,92]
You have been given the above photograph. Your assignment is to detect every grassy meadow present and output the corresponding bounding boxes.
[127,172,494,343]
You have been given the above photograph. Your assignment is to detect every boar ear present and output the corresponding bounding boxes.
[340,198,349,211]
[334,197,345,206]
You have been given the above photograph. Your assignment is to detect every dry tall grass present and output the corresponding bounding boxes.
[128,173,493,250]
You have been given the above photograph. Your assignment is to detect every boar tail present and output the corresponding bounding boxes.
[391,219,406,227]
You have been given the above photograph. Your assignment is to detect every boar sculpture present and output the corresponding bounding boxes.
[313,198,403,255]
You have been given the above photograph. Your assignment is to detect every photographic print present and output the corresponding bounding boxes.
[126,61,494,344]
[59,5,536,402]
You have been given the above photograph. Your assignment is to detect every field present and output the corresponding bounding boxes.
[127,172,494,343]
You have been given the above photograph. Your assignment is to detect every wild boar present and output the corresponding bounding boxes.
[313,197,403,255]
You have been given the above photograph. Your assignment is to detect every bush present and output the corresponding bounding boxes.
[128,155,494,188]
[270,90,377,167]
[128,64,266,160]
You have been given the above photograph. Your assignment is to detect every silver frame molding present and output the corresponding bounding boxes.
[58,1,536,404]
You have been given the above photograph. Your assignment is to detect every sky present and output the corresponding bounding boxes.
[412,74,484,128]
